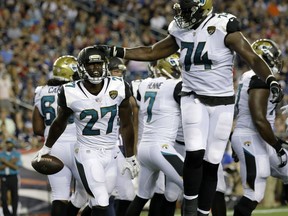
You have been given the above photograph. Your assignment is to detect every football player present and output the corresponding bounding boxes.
[35,46,139,216]
[96,0,283,215]
[32,55,87,216]
[125,53,184,216]
[231,39,288,216]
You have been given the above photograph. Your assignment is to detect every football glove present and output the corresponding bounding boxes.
[96,45,125,58]
[269,80,283,104]
[121,155,139,179]
[36,145,52,162]
[273,138,288,168]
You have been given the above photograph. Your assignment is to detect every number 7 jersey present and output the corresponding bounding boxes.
[169,12,239,97]
[58,77,131,149]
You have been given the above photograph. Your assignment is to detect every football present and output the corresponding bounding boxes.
[31,155,64,175]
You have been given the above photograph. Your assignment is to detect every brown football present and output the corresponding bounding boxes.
[31,154,64,175]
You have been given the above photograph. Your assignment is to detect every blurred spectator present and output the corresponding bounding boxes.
[0,138,22,216]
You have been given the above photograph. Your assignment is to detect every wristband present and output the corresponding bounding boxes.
[265,75,276,86]
[111,47,126,58]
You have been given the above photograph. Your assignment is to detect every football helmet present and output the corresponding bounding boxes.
[52,55,78,81]
[173,0,213,30]
[108,57,127,77]
[77,46,108,84]
[148,53,181,79]
[252,39,283,74]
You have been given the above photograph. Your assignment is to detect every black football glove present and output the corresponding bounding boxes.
[273,138,288,168]
[95,45,125,58]
[270,82,283,103]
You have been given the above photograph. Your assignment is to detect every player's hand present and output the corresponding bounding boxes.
[36,145,52,162]
[280,105,288,115]
[274,138,288,168]
[270,82,283,104]
[121,155,139,179]
[277,148,287,168]
[95,45,113,57]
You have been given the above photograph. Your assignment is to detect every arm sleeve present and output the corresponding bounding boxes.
[248,75,269,93]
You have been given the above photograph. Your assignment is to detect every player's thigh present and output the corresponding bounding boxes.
[48,165,72,201]
[205,104,234,164]
[231,132,270,202]
[181,96,209,151]
[75,147,112,206]
[156,144,184,189]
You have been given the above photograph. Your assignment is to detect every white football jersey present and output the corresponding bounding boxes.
[234,70,276,131]
[58,77,130,149]
[34,85,76,140]
[169,13,237,96]
[137,77,182,144]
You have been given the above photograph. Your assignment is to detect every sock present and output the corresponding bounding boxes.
[182,198,198,216]
[67,201,80,216]
[211,191,226,216]
[107,196,116,216]
[51,200,67,216]
[81,205,92,216]
[125,195,148,216]
[162,198,176,216]
[91,206,107,216]
[148,193,164,216]
[115,200,131,216]
[233,196,258,216]
[183,150,205,196]
[198,161,219,212]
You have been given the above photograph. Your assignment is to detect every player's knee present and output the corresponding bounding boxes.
[164,190,179,202]
[70,190,88,208]
[185,150,205,168]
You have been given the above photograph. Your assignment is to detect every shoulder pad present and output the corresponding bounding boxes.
[168,20,180,36]
[226,17,241,33]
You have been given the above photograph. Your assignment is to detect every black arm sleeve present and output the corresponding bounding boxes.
[248,75,269,93]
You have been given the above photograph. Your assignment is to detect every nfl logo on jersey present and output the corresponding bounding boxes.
[109,90,118,99]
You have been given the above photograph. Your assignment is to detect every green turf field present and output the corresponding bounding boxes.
[140,207,288,216]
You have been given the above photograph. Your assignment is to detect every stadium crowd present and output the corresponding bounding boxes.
[0,0,288,213]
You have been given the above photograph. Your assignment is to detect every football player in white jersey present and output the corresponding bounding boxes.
[34,46,139,216]
[125,53,184,216]
[32,55,87,216]
[231,39,288,216]
[96,1,284,215]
